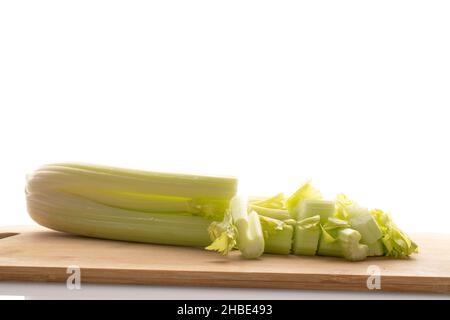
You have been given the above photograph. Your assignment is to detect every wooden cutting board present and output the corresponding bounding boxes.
[0,225,449,294]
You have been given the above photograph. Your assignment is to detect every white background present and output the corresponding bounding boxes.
[1,1,449,234]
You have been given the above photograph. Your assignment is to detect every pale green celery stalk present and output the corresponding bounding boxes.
[292,215,321,256]
[317,221,343,257]
[249,204,291,220]
[346,205,382,244]
[337,228,369,261]
[286,181,322,216]
[259,216,293,254]
[295,199,335,223]
[47,162,237,198]
[367,240,385,256]
[67,188,223,215]
[263,226,293,254]
[27,163,237,219]
[27,189,212,247]
[317,228,368,261]
[229,195,265,258]
[317,230,343,258]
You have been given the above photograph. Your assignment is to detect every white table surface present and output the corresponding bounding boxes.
[0,282,449,300]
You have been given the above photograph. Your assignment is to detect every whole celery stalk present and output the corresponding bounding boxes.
[26,163,237,247]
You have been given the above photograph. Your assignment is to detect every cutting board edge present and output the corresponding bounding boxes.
[1,265,449,294]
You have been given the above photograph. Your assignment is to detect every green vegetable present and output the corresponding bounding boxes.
[338,228,369,261]
[316,218,368,261]
[251,193,285,209]
[206,210,236,255]
[335,193,354,220]
[345,205,382,244]
[26,163,418,261]
[260,215,293,254]
[208,210,293,256]
[249,192,290,220]
[292,215,321,256]
[317,228,343,258]
[286,181,321,215]
[324,217,350,229]
[295,199,335,223]
[228,195,265,258]
[317,227,368,261]
[249,205,291,220]
[316,218,348,258]
[367,240,385,256]
[27,163,237,220]
[371,209,418,258]
[28,189,212,247]
[27,163,237,247]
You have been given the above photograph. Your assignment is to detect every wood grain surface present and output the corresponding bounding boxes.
[0,225,449,294]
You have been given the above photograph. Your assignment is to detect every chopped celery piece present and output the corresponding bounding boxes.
[259,215,293,254]
[346,205,382,244]
[317,235,343,258]
[317,224,368,261]
[263,225,293,254]
[323,217,350,229]
[295,199,335,223]
[292,215,321,256]
[317,225,342,257]
[249,204,291,220]
[286,181,321,214]
[293,228,320,256]
[251,193,285,209]
[258,215,284,237]
[229,195,265,259]
[338,228,369,261]
[298,215,322,229]
[371,209,418,258]
[335,193,355,220]
[367,240,385,256]
[206,210,236,255]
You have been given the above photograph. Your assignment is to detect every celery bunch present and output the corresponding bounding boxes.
[26,163,418,261]
[26,163,237,247]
